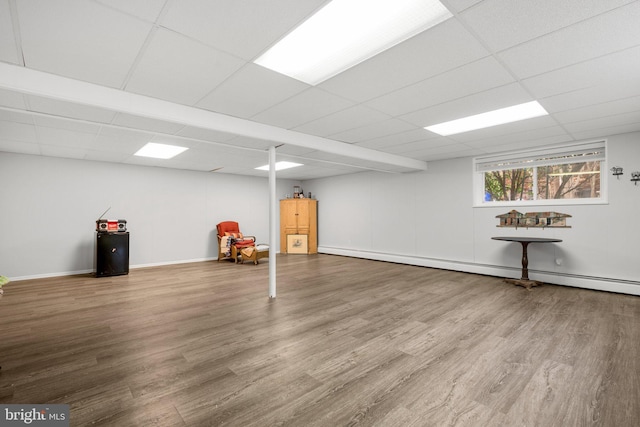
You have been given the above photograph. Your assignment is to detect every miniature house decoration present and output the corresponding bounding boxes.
[496,210,571,228]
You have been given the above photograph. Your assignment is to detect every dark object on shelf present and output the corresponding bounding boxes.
[95,232,129,277]
[96,219,127,233]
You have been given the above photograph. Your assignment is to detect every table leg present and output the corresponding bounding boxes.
[520,241,529,280]
[503,241,542,290]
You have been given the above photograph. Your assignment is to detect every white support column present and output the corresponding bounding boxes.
[268,146,277,299]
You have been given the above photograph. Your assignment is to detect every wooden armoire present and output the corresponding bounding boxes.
[280,198,317,254]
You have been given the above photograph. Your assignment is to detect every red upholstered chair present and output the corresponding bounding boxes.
[216,221,256,263]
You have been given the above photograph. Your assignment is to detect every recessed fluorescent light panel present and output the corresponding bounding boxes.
[255,0,452,85]
[134,142,188,159]
[424,101,549,136]
[255,161,303,171]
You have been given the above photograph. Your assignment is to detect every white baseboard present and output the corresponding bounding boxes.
[9,257,216,282]
[10,269,95,281]
[318,246,640,296]
[131,257,215,270]
[9,250,639,297]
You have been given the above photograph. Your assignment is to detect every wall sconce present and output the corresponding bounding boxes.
[631,171,640,185]
[610,166,623,179]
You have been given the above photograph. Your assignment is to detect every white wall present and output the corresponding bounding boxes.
[0,153,298,279]
[3,132,638,294]
[304,132,640,295]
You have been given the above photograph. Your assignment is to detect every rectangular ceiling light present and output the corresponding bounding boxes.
[134,142,188,159]
[255,161,303,171]
[424,101,549,136]
[254,0,452,85]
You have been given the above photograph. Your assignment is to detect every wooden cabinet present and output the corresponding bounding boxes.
[280,199,317,254]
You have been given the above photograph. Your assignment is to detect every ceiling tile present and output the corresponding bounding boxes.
[33,115,102,135]
[112,112,185,135]
[445,115,560,143]
[148,134,198,149]
[461,0,635,52]
[498,1,640,79]
[293,105,391,138]
[0,0,20,64]
[27,95,117,124]
[569,123,640,141]
[162,162,222,173]
[224,135,279,151]
[276,145,317,157]
[83,149,131,163]
[330,119,417,144]
[92,127,153,154]
[381,137,453,154]
[401,82,532,127]
[522,45,640,99]
[355,128,437,150]
[553,96,640,124]
[160,0,328,60]
[125,28,245,105]
[251,88,354,129]
[563,111,640,134]
[0,108,34,125]
[94,0,167,22]
[365,56,515,116]
[39,144,86,159]
[319,18,490,103]
[299,150,408,172]
[399,142,480,160]
[0,120,37,142]
[462,125,571,149]
[472,135,574,155]
[35,125,98,149]
[176,126,238,143]
[196,63,309,119]
[184,146,265,169]
[541,77,640,115]
[445,0,483,13]
[123,155,165,168]
[0,88,27,109]
[0,139,40,155]
[162,142,261,172]
[17,0,152,88]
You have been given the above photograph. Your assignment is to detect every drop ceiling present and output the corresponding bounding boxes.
[1,0,639,180]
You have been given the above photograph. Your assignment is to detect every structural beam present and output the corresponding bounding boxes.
[0,63,427,172]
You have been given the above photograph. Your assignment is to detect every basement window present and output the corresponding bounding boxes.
[473,140,607,207]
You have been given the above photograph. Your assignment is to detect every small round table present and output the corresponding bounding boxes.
[492,237,562,290]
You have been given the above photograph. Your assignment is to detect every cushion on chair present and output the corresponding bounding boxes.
[217,221,240,237]
[234,239,255,248]
[224,231,244,239]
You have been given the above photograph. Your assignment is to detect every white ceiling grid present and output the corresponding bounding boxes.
[0,0,638,179]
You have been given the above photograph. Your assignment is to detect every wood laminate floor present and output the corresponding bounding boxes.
[1,254,639,426]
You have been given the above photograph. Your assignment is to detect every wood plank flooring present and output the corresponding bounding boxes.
[1,254,639,426]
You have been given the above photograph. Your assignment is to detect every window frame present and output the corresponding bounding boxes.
[472,140,608,208]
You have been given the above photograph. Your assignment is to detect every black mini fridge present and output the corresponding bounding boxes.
[95,232,129,277]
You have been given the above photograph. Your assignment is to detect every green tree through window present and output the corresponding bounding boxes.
[475,141,605,205]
